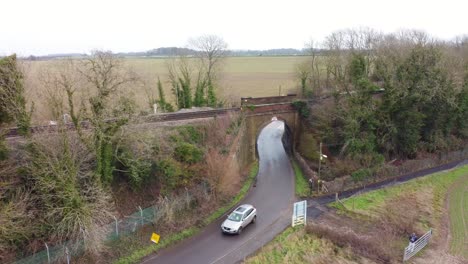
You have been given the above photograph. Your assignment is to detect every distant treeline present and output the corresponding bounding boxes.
[21,47,310,60]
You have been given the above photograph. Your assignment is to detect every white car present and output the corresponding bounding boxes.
[221,204,257,234]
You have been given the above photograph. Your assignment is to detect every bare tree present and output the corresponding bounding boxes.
[189,35,228,83]
[323,30,350,94]
[189,35,228,107]
[305,39,323,94]
[295,61,310,97]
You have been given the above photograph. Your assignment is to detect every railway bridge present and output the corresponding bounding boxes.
[5,95,302,167]
[240,95,300,163]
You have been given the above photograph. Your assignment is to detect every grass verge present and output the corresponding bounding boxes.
[333,165,468,215]
[204,161,259,224]
[115,161,259,264]
[292,159,310,197]
[115,228,198,264]
[448,172,468,258]
[245,226,362,264]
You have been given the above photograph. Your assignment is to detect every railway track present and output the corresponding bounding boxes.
[3,107,242,138]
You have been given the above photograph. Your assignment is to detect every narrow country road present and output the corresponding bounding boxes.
[142,120,295,264]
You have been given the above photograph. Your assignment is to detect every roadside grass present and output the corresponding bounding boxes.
[292,160,310,197]
[448,172,468,258]
[114,227,198,264]
[114,161,259,264]
[333,165,468,218]
[204,161,259,224]
[305,165,468,263]
[245,226,364,264]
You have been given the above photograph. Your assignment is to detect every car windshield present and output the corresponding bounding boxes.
[227,212,243,222]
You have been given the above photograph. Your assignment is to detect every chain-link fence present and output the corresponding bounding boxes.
[14,186,205,264]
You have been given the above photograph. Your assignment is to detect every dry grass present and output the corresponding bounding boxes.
[314,166,468,263]
[245,226,374,264]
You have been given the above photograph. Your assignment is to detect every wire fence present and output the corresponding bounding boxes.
[14,185,206,264]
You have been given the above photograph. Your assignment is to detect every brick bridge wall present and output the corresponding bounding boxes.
[242,103,300,163]
[241,94,297,106]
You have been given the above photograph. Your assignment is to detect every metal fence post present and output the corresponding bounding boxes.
[65,246,70,264]
[139,206,144,225]
[113,215,119,236]
[45,243,50,263]
[81,227,85,247]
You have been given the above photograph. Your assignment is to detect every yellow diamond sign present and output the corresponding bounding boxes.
[151,232,160,244]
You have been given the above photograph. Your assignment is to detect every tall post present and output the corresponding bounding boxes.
[318,142,322,193]
[45,243,50,263]
[65,247,70,264]
[139,206,144,225]
[114,215,119,236]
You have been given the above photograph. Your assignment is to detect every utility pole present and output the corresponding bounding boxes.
[318,142,322,193]
[317,142,327,193]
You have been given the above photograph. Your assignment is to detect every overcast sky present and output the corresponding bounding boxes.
[1,0,467,56]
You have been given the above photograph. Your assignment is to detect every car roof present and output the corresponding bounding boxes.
[234,204,253,213]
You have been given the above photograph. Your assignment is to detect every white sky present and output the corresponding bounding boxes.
[1,0,467,56]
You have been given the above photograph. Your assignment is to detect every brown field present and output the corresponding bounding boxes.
[21,56,309,123]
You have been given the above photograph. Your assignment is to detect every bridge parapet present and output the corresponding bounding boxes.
[241,94,297,106]
[243,103,295,115]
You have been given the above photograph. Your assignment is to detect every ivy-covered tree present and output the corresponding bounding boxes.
[78,51,136,184]
[340,54,383,165]
[0,54,32,136]
[156,77,173,112]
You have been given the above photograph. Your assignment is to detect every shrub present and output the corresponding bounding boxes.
[174,142,203,164]
[351,168,372,182]
[157,158,186,193]
[292,100,310,118]
[298,133,319,161]
[0,138,7,161]
[116,147,153,189]
[177,126,203,144]
[23,134,114,256]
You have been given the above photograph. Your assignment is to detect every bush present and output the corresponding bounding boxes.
[174,142,203,164]
[157,158,187,193]
[177,126,203,144]
[298,133,319,161]
[292,100,310,118]
[0,138,7,161]
[351,168,372,182]
[116,147,153,189]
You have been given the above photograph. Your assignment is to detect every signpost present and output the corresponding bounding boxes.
[151,232,161,244]
[292,200,307,227]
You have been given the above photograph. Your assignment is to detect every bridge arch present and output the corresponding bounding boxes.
[244,110,300,163]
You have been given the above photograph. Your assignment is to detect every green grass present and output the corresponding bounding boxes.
[448,172,468,258]
[114,161,259,264]
[292,160,310,197]
[115,227,198,264]
[333,165,468,215]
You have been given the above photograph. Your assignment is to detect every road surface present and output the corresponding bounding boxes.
[143,120,295,264]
